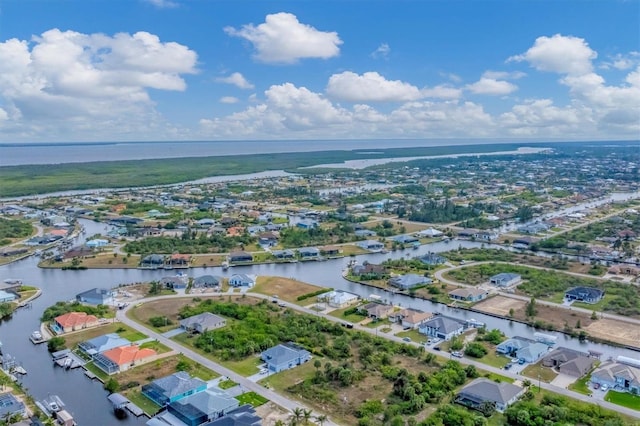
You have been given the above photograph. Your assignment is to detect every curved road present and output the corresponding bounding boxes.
[117,292,640,422]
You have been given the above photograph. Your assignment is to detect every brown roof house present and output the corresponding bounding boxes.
[542,347,595,377]
[52,312,100,334]
[358,302,394,320]
[390,308,433,329]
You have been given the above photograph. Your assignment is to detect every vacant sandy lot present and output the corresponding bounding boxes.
[252,276,328,304]
[585,318,640,349]
[474,295,526,316]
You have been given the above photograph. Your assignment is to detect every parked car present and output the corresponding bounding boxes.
[504,363,512,370]
[451,351,463,358]
[402,337,411,342]
[601,384,609,391]
[518,358,526,365]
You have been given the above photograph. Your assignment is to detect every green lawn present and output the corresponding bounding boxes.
[83,362,109,382]
[482,372,515,384]
[395,329,426,343]
[124,390,160,416]
[217,356,262,376]
[235,391,268,407]
[568,374,592,396]
[328,306,367,323]
[218,379,238,390]
[477,350,511,369]
[117,329,148,342]
[139,340,172,354]
[521,362,558,383]
[604,390,640,410]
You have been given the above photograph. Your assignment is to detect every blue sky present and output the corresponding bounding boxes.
[0,0,638,143]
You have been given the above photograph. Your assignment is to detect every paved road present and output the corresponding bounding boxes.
[119,293,640,422]
[434,261,640,326]
[116,297,341,426]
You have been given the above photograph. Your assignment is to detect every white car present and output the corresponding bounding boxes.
[601,384,609,391]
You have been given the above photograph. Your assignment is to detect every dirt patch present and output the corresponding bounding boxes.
[585,318,640,349]
[252,276,328,303]
[255,402,291,425]
[474,296,526,317]
[130,297,198,325]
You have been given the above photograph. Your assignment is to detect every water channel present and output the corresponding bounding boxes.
[2,206,640,424]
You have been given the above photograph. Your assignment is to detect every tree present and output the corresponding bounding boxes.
[313,359,322,371]
[314,414,328,426]
[47,336,66,353]
[591,311,598,320]
[526,297,537,318]
[302,409,313,425]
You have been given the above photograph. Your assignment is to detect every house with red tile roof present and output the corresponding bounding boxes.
[94,345,157,374]
[52,312,100,334]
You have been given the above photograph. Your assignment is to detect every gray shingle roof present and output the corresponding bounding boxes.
[458,378,523,406]
[153,372,206,399]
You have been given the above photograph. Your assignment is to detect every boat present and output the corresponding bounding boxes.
[36,394,66,418]
[221,261,229,270]
[30,330,44,344]
[13,366,27,375]
[63,358,72,369]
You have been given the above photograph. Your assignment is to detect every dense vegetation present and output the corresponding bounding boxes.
[0,303,15,319]
[407,200,493,223]
[124,232,255,254]
[0,143,528,197]
[0,218,33,245]
[41,301,110,321]
[279,224,357,247]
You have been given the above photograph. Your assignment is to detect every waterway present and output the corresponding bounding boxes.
[1,218,639,425]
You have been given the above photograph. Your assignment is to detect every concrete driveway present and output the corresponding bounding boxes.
[551,373,577,389]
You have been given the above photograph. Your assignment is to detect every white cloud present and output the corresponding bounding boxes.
[215,72,254,89]
[143,0,179,9]
[224,12,342,64]
[482,70,526,80]
[600,52,640,70]
[371,43,390,59]
[500,99,586,136]
[509,34,596,75]
[326,71,422,102]
[421,85,462,100]
[220,96,239,104]
[466,78,518,95]
[0,28,197,140]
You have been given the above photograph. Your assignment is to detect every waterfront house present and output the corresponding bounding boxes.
[52,311,99,334]
[448,287,488,303]
[228,274,256,288]
[489,273,521,287]
[86,238,109,248]
[393,235,418,244]
[351,262,387,278]
[354,229,377,238]
[455,378,524,412]
[180,313,226,334]
[78,333,130,357]
[496,337,531,356]
[167,388,239,426]
[95,345,157,374]
[228,251,253,263]
[142,372,207,406]
[272,249,295,260]
[168,253,191,267]
[358,302,394,320]
[140,254,165,268]
[388,274,431,290]
[203,404,262,426]
[416,228,443,238]
[418,252,446,266]
[297,247,320,260]
[356,240,385,252]
[192,275,221,288]
[320,245,341,257]
[159,274,189,289]
[542,347,595,377]
[0,290,17,303]
[75,287,115,305]
[564,286,604,304]
[317,290,359,308]
[261,342,311,373]
[591,362,640,394]
[390,308,433,329]
[418,316,464,341]
[516,342,549,363]
[0,393,26,420]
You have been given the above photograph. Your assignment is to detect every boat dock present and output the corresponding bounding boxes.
[107,392,147,417]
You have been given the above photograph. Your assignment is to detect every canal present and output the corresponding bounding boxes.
[1,218,639,425]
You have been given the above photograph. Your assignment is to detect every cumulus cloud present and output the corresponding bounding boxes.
[0,28,197,140]
[326,71,422,102]
[600,52,640,70]
[466,77,518,95]
[224,12,342,64]
[220,96,239,104]
[500,99,586,136]
[482,70,526,80]
[509,34,596,75]
[143,0,179,8]
[371,43,390,59]
[215,72,254,89]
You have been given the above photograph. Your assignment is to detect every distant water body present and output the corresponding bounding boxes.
[1,139,528,166]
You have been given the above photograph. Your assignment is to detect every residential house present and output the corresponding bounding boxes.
[140,254,165,268]
[511,237,533,249]
[416,228,443,238]
[141,372,207,406]
[388,274,432,290]
[354,229,377,238]
[257,232,278,247]
[196,218,216,228]
[86,239,109,248]
[564,287,605,304]
[418,253,446,266]
[418,316,464,341]
[356,240,385,252]
[203,404,262,426]
[78,333,130,357]
[0,290,17,303]
[496,337,531,356]
[448,287,488,303]
[52,312,100,334]
[159,274,188,289]
[193,275,221,288]
[168,253,191,267]
[75,287,115,305]
[390,308,433,329]
[261,342,311,373]
[317,290,359,308]
[94,345,157,375]
[167,388,240,426]
[358,302,394,320]
[272,249,296,260]
[591,362,640,394]
[607,265,640,276]
[542,347,595,377]
[180,313,226,334]
[0,393,26,420]
[489,273,521,287]
[297,247,320,260]
[516,342,549,363]
[296,219,318,229]
[455,378,524,412]
[228,251,253,263]
[320,246,341,257]
[351,263,387,277]
[393,235,419,244]
[228,274,256,288]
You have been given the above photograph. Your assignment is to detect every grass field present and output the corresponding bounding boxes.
[61,323,141,348]
[521,362,558,383]
[250,276,329,305]
[124,390,160,416]
[235,391,268,407]
[604,390,640,410]
[218,379,238,390]
[568,374,592,395]
[139,340,172,354]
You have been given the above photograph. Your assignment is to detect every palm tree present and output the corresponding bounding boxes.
[302,408,313,425]
[315,414,328,426]
[291,407,304,424]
